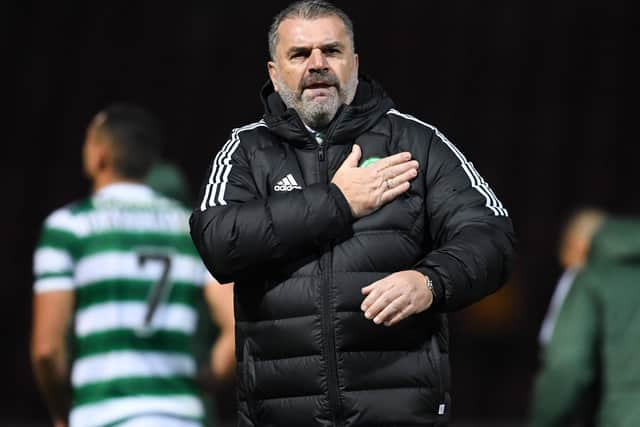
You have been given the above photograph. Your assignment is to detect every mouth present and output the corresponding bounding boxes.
[305,83,334,90]
[302,82,337,99]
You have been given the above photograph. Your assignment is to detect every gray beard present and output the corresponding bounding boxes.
[276,70,358,130]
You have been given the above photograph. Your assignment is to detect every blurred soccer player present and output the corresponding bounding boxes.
[31,104,234,427]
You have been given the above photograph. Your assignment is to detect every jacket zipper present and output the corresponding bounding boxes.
[318,142,341,425]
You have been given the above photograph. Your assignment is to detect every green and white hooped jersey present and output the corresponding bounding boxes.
[33,183,211,427]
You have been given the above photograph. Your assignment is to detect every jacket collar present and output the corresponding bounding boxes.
[260,75,394,147]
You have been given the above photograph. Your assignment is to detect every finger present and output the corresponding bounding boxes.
[384,305,414,327]
[361,285,381,311]
[385,165,419,187]
[361,280,380,298]
[376,164,418,198]
[363,287,402,320]
[361,278,381,294]
[372,295,407,325]
[376,151,413,170]
[380,160,419,181]
[342,144,362,168]
[361,277,393,309]
[380,181,411,204]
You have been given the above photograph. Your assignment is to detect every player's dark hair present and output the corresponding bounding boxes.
[97,103,164,180]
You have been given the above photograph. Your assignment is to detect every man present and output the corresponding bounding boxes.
[190,1,515,425]
[31,104,235,427]
[530,217,640,426]
[538,208,605,346]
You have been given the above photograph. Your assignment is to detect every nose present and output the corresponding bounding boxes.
[308,48,328,73]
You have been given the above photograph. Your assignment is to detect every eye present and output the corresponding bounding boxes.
[290,49,310,60]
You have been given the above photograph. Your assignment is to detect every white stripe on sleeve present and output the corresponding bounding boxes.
[199,120,266,211]
[34,247,73,275]
[387,109,508,217]
[34,277,75,293]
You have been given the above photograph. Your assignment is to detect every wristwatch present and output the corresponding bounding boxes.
[425,274,434,294]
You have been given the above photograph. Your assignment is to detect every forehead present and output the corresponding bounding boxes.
[276,15,350,51]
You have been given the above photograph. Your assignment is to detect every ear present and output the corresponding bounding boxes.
[267,61,279,92]
[354,53,359,71]
[95,141,111,173]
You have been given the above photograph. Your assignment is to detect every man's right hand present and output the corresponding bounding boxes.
[331,144,419,218]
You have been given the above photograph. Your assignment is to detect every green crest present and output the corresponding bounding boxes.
[360,157,381,168]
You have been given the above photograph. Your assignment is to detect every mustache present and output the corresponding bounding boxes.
[300,72,340,91]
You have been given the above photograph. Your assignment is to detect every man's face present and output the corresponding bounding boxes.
[268,15,359,129]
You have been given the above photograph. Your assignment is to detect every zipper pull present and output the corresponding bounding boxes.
[318,147,325,161]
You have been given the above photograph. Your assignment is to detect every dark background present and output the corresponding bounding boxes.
[5,1,636,425]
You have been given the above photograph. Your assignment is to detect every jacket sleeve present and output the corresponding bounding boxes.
[529,271,598,426]
[189,130,354,283]
[414,129,516,311]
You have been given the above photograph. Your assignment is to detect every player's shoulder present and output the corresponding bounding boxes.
[149,191,191,214]
[41,198,94,235]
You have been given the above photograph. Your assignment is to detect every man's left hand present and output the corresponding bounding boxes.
[361,270,433,326]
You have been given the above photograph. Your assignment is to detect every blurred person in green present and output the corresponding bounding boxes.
[530,217,640,426]
[538,208,606,347]
[146,161,193,206]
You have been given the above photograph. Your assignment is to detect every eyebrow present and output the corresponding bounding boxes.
[286,41,345,57]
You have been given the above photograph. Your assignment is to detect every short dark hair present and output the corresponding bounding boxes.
[96,103,164,180]
[268,0,355,61]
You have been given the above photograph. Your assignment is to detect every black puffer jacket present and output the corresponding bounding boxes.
[190,76,515,426]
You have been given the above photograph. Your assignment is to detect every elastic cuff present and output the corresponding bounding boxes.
[328,183,355,223]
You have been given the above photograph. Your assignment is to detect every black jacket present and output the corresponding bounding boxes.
[190,76,516,426]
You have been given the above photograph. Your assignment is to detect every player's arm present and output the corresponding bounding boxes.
[31,290,74,427]
[204,280,236,382]
[32,209,79,426]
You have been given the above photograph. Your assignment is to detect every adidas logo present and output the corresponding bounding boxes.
[274,174,302,192]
